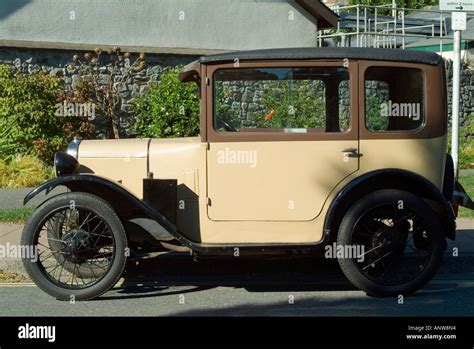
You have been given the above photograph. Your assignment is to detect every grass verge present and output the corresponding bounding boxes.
[459,173,474,218]
[0,207,35,223]
[0,270,30,283]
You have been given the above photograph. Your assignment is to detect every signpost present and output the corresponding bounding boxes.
[439,1,472,179]
[439,0,474,12]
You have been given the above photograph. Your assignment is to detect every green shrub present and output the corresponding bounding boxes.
[0,65,66,162]
[0,155,53,188]
[449,114,474,169]
[132,66,200,138]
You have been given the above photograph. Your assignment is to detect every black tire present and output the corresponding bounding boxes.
[337,189,445,297]
[21,192,128,301]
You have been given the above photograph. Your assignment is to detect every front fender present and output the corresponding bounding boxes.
[24,174,118,206]
[24,174,182,242]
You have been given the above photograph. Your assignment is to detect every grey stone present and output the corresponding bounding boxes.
[242,89,253,102]
[98,74,111,85]
[50,67,64,76]
[248,103,259,112]
[146,65,163,77]
[233,93,242,102]
[120,90,131,98]
[232,101,241,109]
[28,64,40,74]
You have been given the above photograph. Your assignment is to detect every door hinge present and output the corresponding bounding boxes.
[206,197,212,206]
[205,77,210,85]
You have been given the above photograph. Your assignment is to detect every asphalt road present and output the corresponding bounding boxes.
[1,255,474,316]
[0,218,473,317]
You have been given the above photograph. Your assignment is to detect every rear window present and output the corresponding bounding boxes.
[365,67,424,132]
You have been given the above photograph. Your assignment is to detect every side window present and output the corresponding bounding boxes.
[214,67,350,133]
[365,67,424,132]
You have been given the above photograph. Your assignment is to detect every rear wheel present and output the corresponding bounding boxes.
[337,189,445,297]
[22,192,127,301]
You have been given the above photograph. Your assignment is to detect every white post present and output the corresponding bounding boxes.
[402,10,405,49]
[451,29,461,180]
[439,13,443,54]
[356,5,360,47]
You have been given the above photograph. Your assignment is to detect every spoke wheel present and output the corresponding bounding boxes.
[22,192,127,301]
[46,207,114,281]
[39,207,115,289]
[337,189,445,297]
[351,204,430,286]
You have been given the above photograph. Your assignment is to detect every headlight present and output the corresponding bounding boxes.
[54,152,80,177]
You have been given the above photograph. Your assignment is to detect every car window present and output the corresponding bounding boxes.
[213,67,350,133]
[365,67,424,132]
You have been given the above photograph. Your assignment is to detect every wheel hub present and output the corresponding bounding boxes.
[372,226,396,252]
[61,229,91,263]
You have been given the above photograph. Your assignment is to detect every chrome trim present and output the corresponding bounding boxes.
[66,137,82,159]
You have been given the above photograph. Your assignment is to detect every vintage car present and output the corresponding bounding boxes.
[21,47,473,301]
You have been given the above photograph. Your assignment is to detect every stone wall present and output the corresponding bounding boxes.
[0,46,198,137]
[0,46,472,138]
[445,60,474,128]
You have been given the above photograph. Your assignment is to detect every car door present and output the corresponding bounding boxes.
[206,60,359,221]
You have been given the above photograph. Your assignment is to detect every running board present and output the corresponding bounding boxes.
[183,230,330,254]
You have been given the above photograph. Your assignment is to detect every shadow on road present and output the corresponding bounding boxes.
[168,282,474,316]
[87,248,474,316]
[99,284,215,300]
[93,253,360,301]
[104,253,474,315]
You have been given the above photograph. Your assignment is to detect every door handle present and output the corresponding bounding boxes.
[341,148,362,158]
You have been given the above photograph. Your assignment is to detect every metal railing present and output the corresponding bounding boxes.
[317,4,458,53]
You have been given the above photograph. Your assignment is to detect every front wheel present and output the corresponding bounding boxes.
[21,192,128,301]
[337,189,445,297]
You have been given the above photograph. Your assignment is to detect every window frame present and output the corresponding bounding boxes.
[363,65,426,134]
[205,60,359,143]
[358,60,445,140]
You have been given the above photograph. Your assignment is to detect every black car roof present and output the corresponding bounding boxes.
[199,47,442,66]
